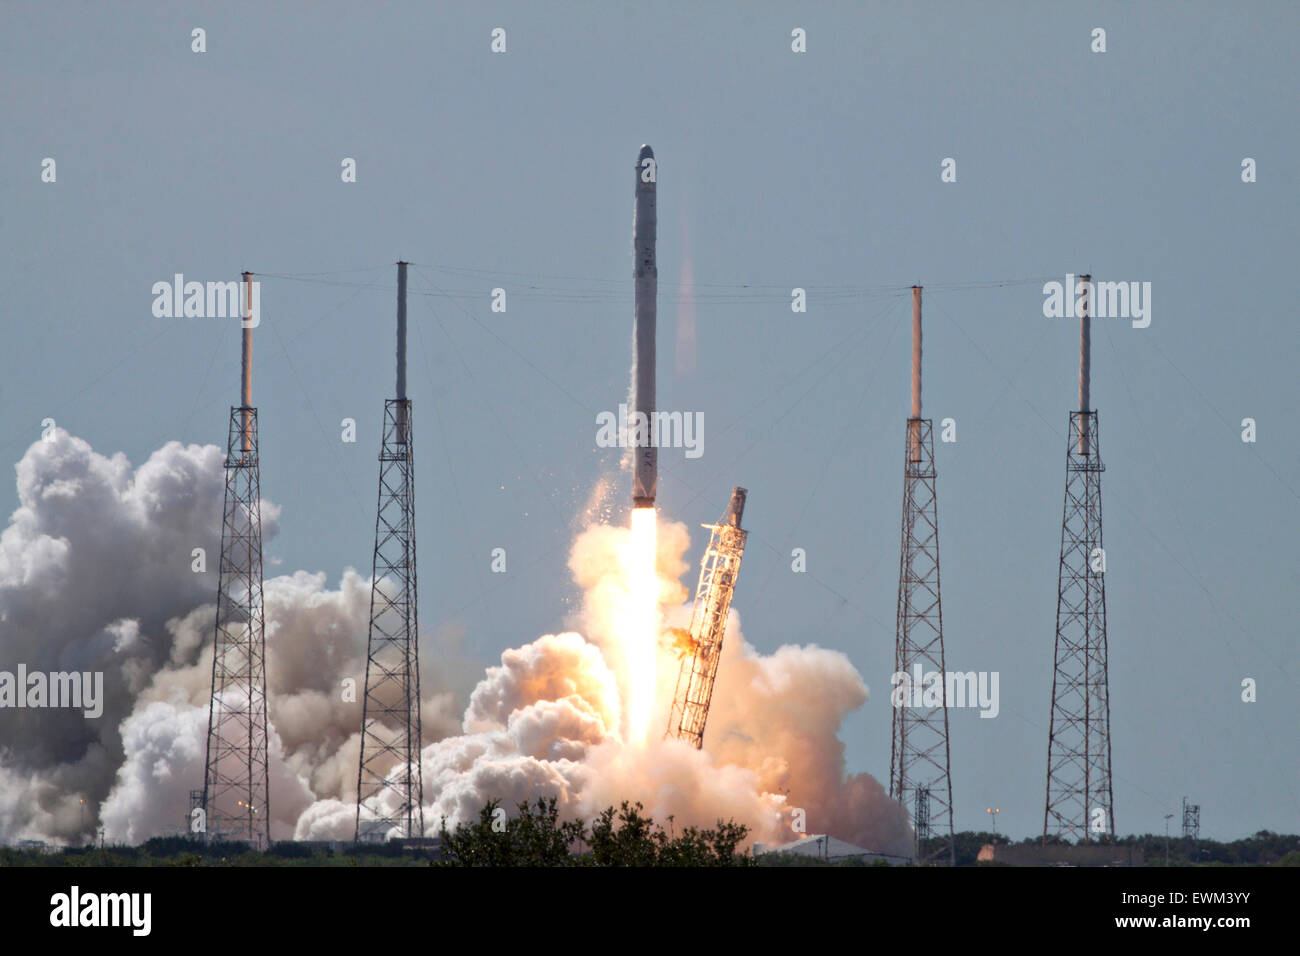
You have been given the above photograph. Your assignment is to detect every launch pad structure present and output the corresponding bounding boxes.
[183,150,1122,856]
[356,262,425,841]
[666,487,749,749]
[889,286,956,866]
[200,272,271,848]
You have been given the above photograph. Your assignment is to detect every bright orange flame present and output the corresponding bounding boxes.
[620,507,659,745]
[666,627,697,659]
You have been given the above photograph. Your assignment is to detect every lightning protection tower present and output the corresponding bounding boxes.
[889,286,955,866]
[665,486,748,749]
[356,261,425,841]
[1044,274,1115,843]
[201,272,271,848]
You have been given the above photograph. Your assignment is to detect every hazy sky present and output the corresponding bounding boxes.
[2,1,1296,840]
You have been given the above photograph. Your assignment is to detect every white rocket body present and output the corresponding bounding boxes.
[632,144,658,509]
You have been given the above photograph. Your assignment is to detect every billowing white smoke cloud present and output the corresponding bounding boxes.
[2,431,909,856]
[300,517,912,855]
[97,700,318,844]
[0,431,457,844]
[0,431,233,841]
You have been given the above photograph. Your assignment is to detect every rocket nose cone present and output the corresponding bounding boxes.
[638,144,655,161]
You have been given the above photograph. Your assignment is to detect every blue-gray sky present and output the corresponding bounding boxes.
[2,1,1296,840]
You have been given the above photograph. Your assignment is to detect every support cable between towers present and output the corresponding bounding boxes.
[924,296,1293,683]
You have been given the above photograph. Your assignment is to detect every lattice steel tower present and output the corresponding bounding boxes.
[889,286,955,866]
[1044,274,1115,843]
[666,486,748,749]
[355,262,424,841]
[1182,797,1200,840]
[201,272,271,847]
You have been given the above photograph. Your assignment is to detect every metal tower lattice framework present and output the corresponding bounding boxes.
[890,417,956,865]
[889,286,955,866]
[915,787,931,843]
[356,262,424,841]
[1044,274,1115,843]
[1182,797,1200,840]
[201,276,270,847]
[666,487,748,749]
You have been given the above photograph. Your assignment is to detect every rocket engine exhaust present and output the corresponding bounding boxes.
[632,144,657,509]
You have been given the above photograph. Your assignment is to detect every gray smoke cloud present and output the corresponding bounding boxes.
[0,431,233,841]
[0,430,457,843]
[1,430,910,856]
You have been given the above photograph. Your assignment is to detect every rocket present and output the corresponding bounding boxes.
[632,144,658,509]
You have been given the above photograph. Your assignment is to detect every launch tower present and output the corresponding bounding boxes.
[665,487,748,748]
[889,286,956,865]
[1044,274,1115,843]
[355,262,425,841]
[201,272,271,848]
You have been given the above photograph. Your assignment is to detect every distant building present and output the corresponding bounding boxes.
[356,820,395,843]
[755,834,911,865]
[977,843,1144,867]
[295,835,441,857]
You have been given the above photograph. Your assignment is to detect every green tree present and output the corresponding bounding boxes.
[439,797,585,866]
[439,798,753,867]
[585,801,751,866]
